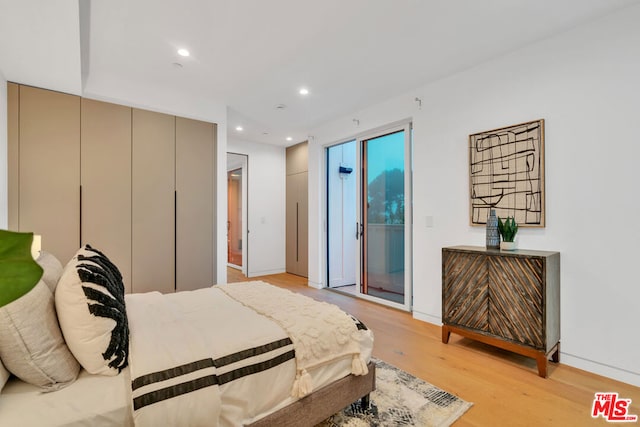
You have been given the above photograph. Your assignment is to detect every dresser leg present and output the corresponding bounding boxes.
[442,325,451,344]
[551,343,560,363]
[536,355,548,378]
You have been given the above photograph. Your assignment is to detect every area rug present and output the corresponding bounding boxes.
[318,359,473,427]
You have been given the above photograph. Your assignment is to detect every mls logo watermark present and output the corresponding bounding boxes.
[592,392,638,422]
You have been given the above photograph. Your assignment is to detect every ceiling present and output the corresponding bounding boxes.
[1,0,638,146]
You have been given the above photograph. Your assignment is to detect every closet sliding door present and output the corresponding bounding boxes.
[132,109,175,294]
[17,85,80,263]
[175,117,215,291]
[81,99,133,292]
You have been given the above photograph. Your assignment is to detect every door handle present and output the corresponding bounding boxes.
[356,222,359,240]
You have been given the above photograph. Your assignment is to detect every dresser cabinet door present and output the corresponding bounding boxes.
[442,250,489,332]
[488,255,544,349]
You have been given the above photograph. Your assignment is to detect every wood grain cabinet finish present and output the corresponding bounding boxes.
[442,246,560,377]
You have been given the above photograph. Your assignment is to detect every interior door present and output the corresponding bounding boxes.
[227,153,249,276]
[227,168,243,267]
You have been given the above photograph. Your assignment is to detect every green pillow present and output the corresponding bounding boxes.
[0,230,44,307]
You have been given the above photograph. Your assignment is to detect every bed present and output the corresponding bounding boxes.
[0,239,375,427]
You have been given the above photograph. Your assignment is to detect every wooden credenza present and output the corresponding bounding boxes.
[442,246,560,377]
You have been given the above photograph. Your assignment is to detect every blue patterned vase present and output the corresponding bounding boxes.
[485,209,500,249]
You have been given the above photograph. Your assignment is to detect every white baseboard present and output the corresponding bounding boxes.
[561,353,640,388]
[412,310,441,326]
[307,281,323,289]
[247,268,285,278]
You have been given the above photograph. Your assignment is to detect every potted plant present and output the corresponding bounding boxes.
[498,216,518,250]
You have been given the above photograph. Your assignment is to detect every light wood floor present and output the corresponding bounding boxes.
[227,268,639,426]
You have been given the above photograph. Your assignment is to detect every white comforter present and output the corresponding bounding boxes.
[126,282,373,427]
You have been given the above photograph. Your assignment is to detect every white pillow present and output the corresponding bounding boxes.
[55,245,129,376]
[36,251,63,293]
[0,358,10,392]
[0,280,80,391]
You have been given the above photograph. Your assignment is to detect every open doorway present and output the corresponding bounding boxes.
[227,153,248,276]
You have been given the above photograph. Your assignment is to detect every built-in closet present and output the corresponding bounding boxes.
[285,141,308,277]
[7,83,216,294]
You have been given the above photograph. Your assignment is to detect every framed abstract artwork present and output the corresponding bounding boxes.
[469,119,545,227]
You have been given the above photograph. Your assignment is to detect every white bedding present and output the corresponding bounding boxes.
[0,368,133,427]
[0,282,373,427]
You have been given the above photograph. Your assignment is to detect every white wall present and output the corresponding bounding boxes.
[0,72,6,229]
[228,137,286,277]
[309,6,640,386]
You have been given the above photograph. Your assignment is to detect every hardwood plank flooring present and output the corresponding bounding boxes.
[227,269,640,426]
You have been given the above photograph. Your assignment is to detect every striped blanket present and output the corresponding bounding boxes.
[125,282,372,427]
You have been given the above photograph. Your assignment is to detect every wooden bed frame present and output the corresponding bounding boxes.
[249,362,376,427]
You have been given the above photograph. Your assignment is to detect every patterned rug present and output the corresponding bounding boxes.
[318,359,473,427]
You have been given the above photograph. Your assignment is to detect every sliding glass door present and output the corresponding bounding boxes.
[327,123,412,310]
[362,130,406,304]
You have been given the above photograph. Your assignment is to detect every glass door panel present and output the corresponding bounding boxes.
[362,130,405,304]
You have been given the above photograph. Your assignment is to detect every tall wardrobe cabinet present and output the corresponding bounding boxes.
[285,141,308,277]
[8,83,216,294]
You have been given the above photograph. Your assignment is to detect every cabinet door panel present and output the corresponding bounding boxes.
[442,251,488,331]
[132,109,175,293]
[19,86,80,263]
[175,117,214,291]
[7,83,19,230]
[286,172,308,277]
[81,99,132,292]
[285,174,297,274]
[488,256,544,348]
[297,172,308,277]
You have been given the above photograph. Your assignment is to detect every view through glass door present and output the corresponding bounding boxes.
[327,123,411,310]
[362,130,406,304]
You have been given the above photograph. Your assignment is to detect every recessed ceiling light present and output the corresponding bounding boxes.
[286,137,293,141]
[299,88,309,95]
[177,48,190,57]
[235,126,243,131]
